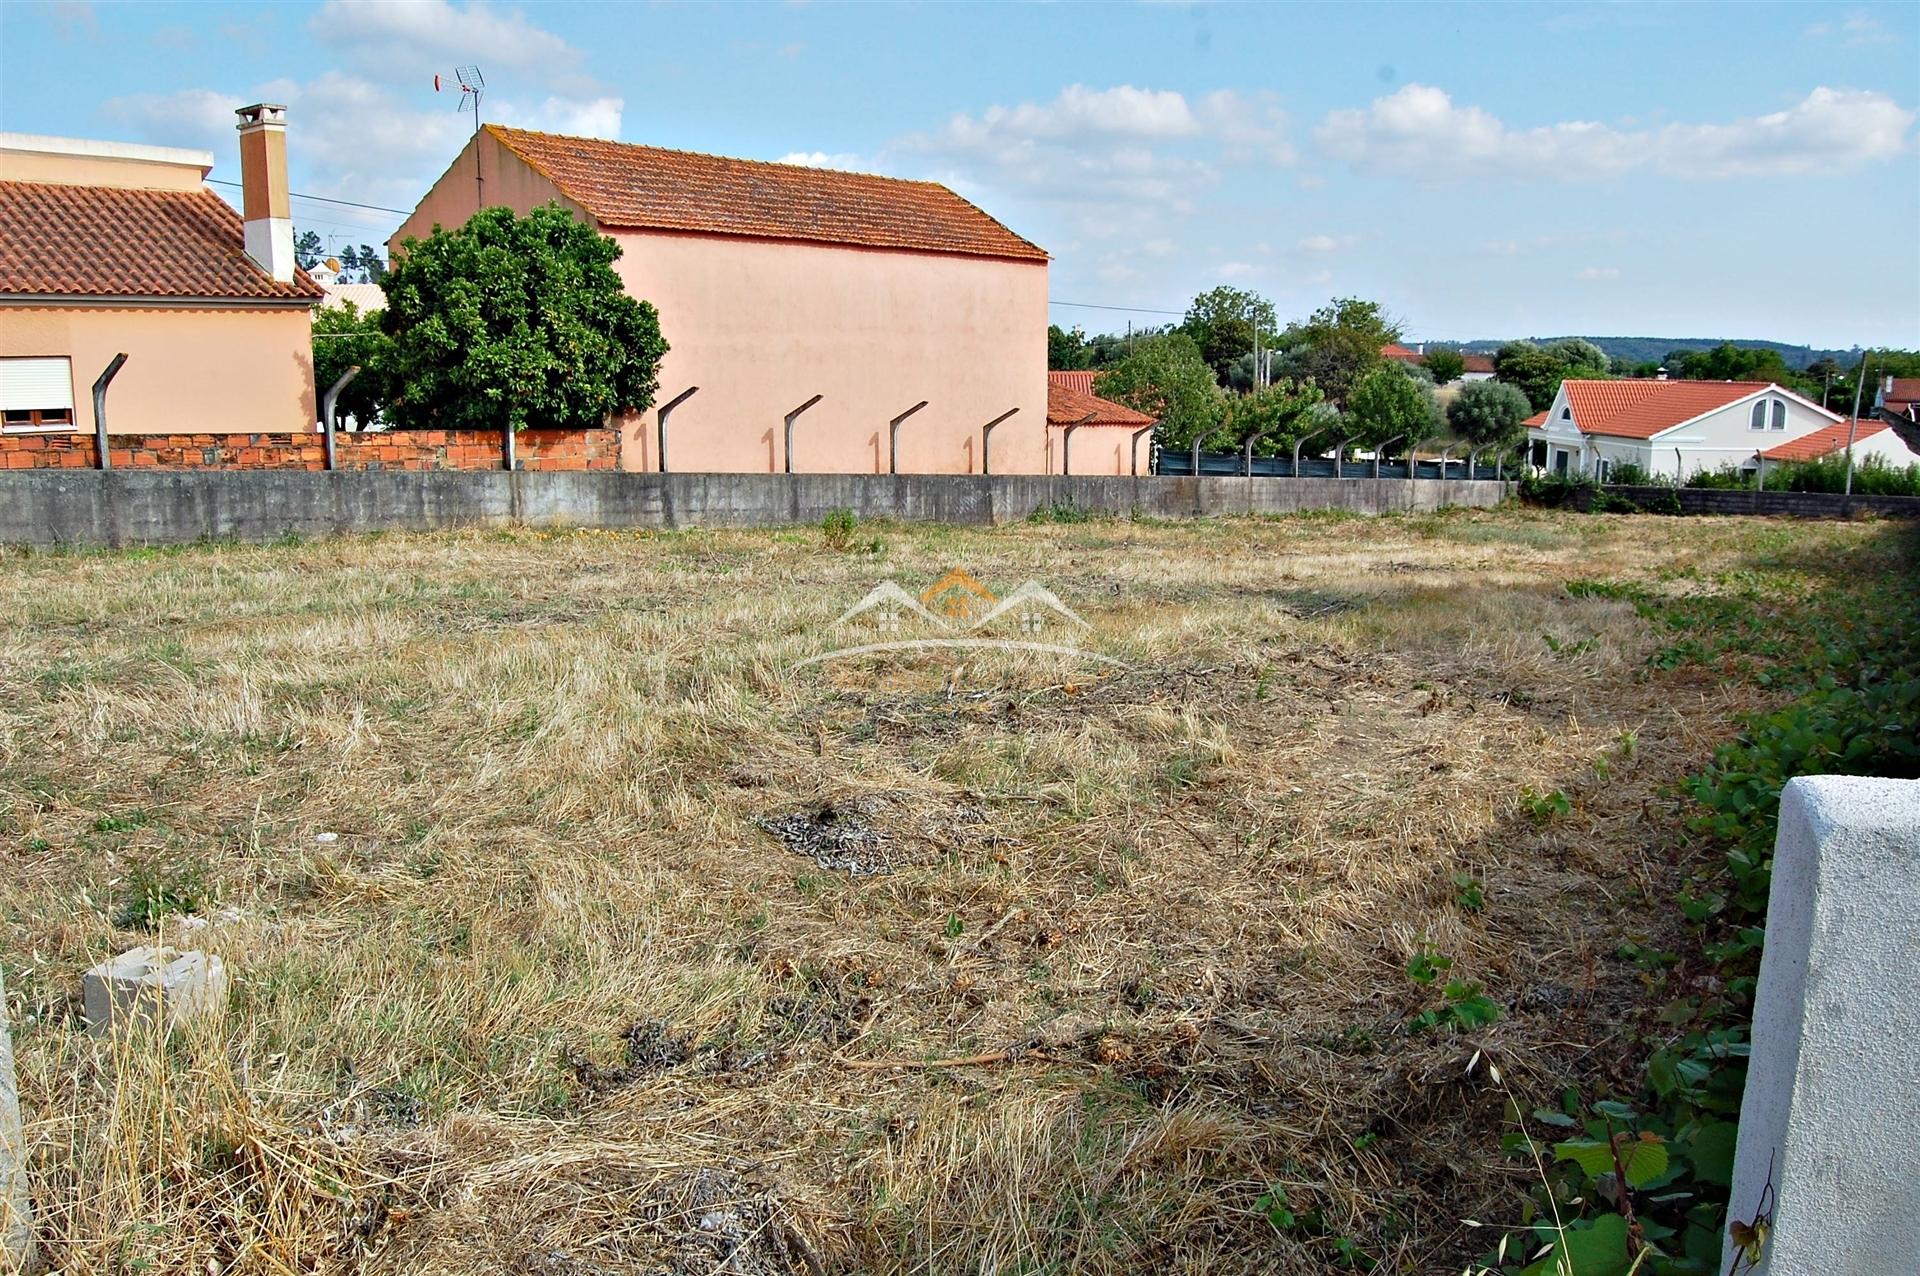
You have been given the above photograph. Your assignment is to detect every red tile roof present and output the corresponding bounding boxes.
[1884,378,1920,410]
[1461,354,1495,374]
[1048,370,1098,395]
[0,180,322,301]
[486,125,1048,263]
[1562,379,1790,440]
[1046,380,1154,428]
[1380,343,1421,361]
[1522,410,1548,428]
[1758,419,1890,462]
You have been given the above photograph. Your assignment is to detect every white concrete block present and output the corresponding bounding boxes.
[1725,775,1920,1275]
[1,969,37,1273]
[80,947,228,1036]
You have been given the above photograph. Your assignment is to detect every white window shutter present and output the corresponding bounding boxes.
[0,358,76,411]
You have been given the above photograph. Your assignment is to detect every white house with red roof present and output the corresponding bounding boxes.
[1525,379,1843,481]
[1757,417,1920,476]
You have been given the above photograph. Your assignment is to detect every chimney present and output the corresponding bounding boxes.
[1878,373,1895,408]
[1655,366,1669,381]
[234,103,293,282]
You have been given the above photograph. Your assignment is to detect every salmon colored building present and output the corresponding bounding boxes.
[1046,372,1157,475]
[0,107,322,439]
[391,126,1050,474]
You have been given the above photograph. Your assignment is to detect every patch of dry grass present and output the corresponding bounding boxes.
[0,508,1892,1274]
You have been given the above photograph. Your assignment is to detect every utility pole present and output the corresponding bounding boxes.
[1842,349,1872,504]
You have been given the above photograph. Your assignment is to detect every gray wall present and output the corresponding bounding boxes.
[0,471,1511,547]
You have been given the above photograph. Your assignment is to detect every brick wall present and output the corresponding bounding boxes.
[0,427,621,472]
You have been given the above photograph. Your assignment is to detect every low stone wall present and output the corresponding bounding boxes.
[0,427,620,473]
[1581,484,1920,518]
[0,471,1510,547]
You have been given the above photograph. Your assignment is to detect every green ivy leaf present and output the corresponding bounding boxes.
[1521,1213,1631,1276]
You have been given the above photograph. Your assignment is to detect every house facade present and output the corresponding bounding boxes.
[1046,372,1155,475]
[391,126,1049,474]
[0,107,321,438]
[1524,379,1842,481]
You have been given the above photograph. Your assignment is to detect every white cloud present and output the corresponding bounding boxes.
[101,1,620,211]
[1296,233,1355,254]
[1576,266,1621,281]
[1806,11,1896,46]
[1217,261,1257,278]
[777,151,867,171]
[1315,83,1914,181]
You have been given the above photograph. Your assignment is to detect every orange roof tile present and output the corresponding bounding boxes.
[0,180,322,301]
[1522,410,1548,428]
[1884,378,1920,409]
[1380,343,1421,361]
[1461,354,1495,374]
[1562,379,1785,440]
[1758,419,1890,462]
[1046,381,1154,428]
[1048,370,1098,395]
[485,125,1048,263]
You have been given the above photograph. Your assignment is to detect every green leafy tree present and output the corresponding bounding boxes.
[1094,332,1222,453]
[1445,378,1532,448]
[1048,324,1094,371]
[1182,285,1277,383]
[1494,340,1571,411]
[1276,297,1404,407]
[294,228,324,271]
[1422,348,1466,384]
[1346,365,1441,450]
[1550,338,1610,377]
[381,204,668,432]
[1221,378,1326,455]
[311,300,392,426]
[339,243,388,285]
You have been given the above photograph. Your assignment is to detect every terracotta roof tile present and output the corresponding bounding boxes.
[1522,410,1548,428]
[1380,343,1420,361]
[1758,419,1890,462]
[1562,379,1788,440]
[1046,381,1154,428]
[0,180,321,301]
[1048,370,1098,395]
[1461,354,1494,374]
[1884,378,1920,409]
[486,126,1048,263]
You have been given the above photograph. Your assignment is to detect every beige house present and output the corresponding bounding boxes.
[0,106,322,438]
[392,126,1049,474]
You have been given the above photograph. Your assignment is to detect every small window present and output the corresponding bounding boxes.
[1749,401,1767,431]
[0,356,76,432]
[1560,407,1572,420]
[1771,399,1786,430]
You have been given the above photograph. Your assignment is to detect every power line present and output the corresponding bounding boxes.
[1050,299,1184,317]
[205,178,411,216]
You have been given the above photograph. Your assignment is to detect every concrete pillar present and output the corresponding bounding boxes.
[1,969,36,1273]
[1725,775,1920,1274]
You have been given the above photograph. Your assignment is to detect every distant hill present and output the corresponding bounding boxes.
[1427,337,1864,370]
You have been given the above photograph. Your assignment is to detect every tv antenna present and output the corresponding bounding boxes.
[436,65,486,212]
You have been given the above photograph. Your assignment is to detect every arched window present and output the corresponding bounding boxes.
[1771,399,1786,430]
[1749,401,1767,431]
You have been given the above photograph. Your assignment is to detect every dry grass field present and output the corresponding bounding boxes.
[0,508,1895,1275]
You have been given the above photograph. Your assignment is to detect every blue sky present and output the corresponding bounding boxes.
[3,1,1917,348]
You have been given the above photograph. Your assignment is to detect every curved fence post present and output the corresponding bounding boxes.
[1292,427,1326,478]
[655,385,698,474]
[1130,423,1156,477]
[1335,436,1355,479]
[321,364,360,472]
[979,408,1017,476]
[1190,437,1203,479]
[1242,430,1268,478]
[1372,434,1406,480]
[91,352,128,471]
[1466,444,1487,481]
[888,399,929,475]
[783,394,824,475]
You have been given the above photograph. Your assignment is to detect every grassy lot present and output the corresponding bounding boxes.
[0,508,1905,1275]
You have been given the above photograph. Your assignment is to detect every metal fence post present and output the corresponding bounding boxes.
[1372,434,1406,480]
[981,407,1017,476]
[1190,437,1203,479]
[502,420,516,471]
[91,353,128,471]
[888,400,929,475]
[655,385,698,474]
[783,394,824,475]
[1292,427,1327,479]
[321,365,360,472]
[1335,436,1355,479]
[1130,423,1156,476]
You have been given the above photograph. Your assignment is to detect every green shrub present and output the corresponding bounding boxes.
[821,507,857,550]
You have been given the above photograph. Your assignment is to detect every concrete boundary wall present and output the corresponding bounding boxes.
[0,471,1511,546]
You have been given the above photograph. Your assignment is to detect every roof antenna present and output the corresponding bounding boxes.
[437,65,486,213]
